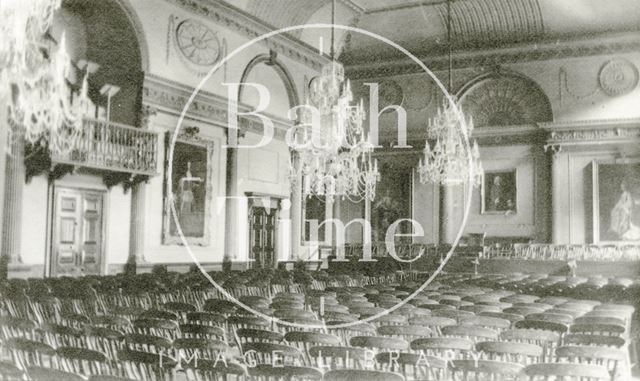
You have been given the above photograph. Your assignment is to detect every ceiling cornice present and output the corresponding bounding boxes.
[345,33,640,78]
[164,0,329,71]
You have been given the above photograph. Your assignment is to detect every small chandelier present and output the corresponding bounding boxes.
[418,103,482,187]
[1,0,89,155]
[289,0,379,202]
[417,0,482,187]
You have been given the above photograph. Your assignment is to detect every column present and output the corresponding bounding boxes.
[439,183,464,244]
[0,97,8,262]
[126,181,146,274]
[549,145,569,244]
[330,197,341,246]
[289,152,302,260]
[2,131,25,264]
[224,144,239,265]
[126,105,156,274]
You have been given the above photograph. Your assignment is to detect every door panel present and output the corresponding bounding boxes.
[52,188,104,277]
[249,206,277,268]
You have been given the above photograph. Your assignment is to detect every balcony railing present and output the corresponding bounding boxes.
[52,118,158,176]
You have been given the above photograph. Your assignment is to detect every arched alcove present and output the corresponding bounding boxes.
[238,53,300,120]
[458,72,553,127]
[53,0,147,126]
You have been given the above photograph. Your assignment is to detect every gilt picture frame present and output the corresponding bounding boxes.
[162,132,214,246]
[481,170,518,215]
[591,160,640,244]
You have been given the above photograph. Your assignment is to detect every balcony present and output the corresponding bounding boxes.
[51,118,158,176]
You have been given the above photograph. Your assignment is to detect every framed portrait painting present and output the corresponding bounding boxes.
[371,161,413,243]
[163,133,214,246]
[592,161,640,243]
[481,170,517,214]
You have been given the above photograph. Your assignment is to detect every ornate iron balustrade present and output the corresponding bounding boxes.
[51,118,158,176]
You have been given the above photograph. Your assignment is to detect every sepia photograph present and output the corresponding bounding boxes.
[0,0,640,380]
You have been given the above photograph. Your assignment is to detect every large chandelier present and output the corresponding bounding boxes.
[289,0,379,202]
[417,0,482,187]
[1,0,89,155]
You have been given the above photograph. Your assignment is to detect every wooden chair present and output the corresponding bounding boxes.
[185,312,226,328]
[459,315,511,330]
[556,345,628,381]
[241,342,304,367]
[376,352,447,380]
[478,311,525,325]
[349,336,409,352]
[500,329,560,362]
[521,363,610,380]
[514,320,569,337]
[4,338,58,369]
[284,331,342,364]
[57,346,113,378]
[449,359,523,381]
[442,325,499,342]
[228,315,271,331]
[308,345,368,370]
[40,323,84,348]
[411,337,474,360]
[117,349,176,381]
[25,366,85,381]
[133,319,179,341]
[323,369,404,381]
[328,323,376,344]
[247,364,322,381]
[173,337,229,362]
[235,328,284,345]
[475,341,543,365]
[377,325,432,342]
[124,333,172,355]
[182,359,246,381]
[180,323,226,342]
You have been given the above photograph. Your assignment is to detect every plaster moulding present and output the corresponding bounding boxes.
[141,74,291,140]
[165,0,328,70]
[345,33,640,78]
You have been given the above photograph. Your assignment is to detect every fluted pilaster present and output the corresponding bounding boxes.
[2,134,24,264]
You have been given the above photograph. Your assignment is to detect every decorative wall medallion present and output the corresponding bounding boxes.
[599,59,639,96]
[175,19,221,66]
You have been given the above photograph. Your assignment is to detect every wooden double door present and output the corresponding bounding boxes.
[51,187,105,277]
[249,205,277,268]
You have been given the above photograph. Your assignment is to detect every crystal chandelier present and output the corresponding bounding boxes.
[417,0,482,187]
[289,0,379,202]
[418,103,482,187]
[1,0,89,155]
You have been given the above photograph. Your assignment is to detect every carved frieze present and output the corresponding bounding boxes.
[142,74,289,140]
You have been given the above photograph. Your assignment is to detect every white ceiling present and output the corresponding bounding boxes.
[231,0,640,63]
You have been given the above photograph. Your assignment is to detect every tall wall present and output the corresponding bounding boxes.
[344,44,640,245]
[10,0,324,277]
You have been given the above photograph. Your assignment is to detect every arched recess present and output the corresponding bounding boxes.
[55,0,148,126]
[458,71,553,127]
[238,52,301,116]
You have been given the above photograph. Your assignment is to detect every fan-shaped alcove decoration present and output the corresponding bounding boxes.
[458,73,553,127]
